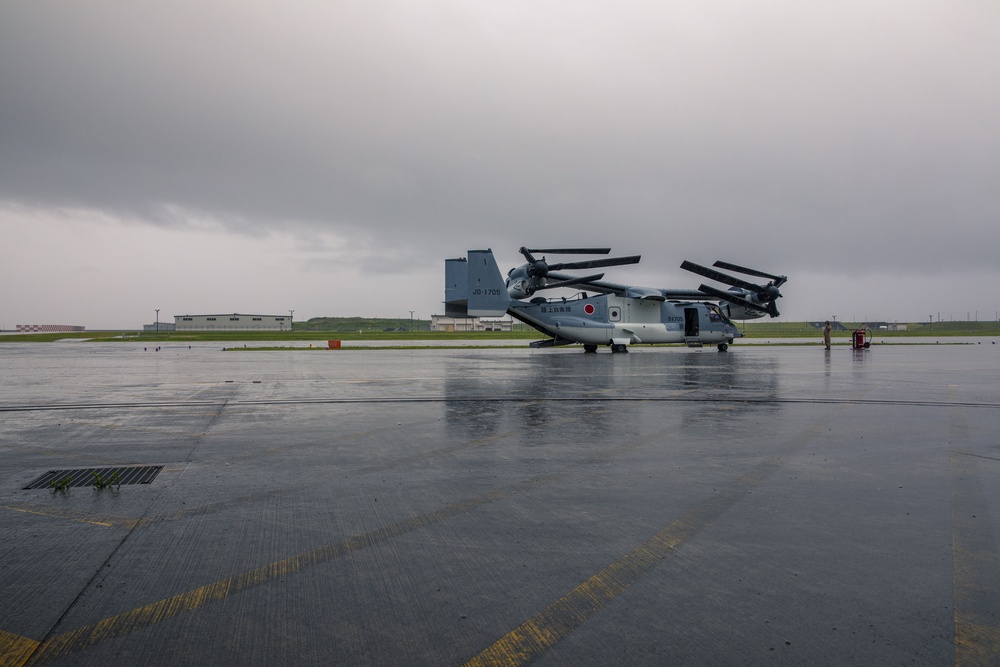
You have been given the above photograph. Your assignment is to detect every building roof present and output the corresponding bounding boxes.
[174,313,288,318]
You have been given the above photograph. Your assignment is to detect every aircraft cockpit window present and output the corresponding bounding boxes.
[709,306,733,324]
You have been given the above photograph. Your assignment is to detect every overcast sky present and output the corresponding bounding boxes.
[2,1,998,329]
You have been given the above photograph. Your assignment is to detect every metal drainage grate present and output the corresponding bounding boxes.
[24,466,163,490]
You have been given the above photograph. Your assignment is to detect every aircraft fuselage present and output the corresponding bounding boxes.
[509,293,741,348]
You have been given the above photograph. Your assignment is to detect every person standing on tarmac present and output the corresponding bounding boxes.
[823,321,832,349]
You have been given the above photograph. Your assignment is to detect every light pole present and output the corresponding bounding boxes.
[409,310,414,331]
[289,310,294,332]
[155,309,159,332]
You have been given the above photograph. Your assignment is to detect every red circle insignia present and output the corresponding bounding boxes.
[584,304,595,315]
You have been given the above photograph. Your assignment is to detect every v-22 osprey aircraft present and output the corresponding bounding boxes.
[444,247,787,353]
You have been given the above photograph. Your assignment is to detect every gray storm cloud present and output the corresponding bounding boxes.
[2,1,999,323]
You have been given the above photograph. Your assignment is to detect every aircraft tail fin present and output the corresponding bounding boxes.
[444,250,510,317]
[444,258,469,317]
[466,249,511,316]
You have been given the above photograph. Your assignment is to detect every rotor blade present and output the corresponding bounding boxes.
[698,284,779,318]
[680,260,763,294]
[549,255,641,271]
[525,247,611,255]
[713,261,787,286]
[537,273,605,290]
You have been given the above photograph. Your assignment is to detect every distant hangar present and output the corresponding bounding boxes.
[16,324,86,332]
[173,314,291,332]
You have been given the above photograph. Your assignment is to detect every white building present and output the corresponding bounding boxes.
[430,315,513,332]
[174,314,291,331]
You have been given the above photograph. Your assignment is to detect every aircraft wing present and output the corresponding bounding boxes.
[660,289,713,300]
[546,273,631,296]
[548,272,711,301]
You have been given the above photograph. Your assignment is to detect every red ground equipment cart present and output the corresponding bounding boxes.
[852,326,872,350]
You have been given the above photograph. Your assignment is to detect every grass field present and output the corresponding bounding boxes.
[3,320,999,343]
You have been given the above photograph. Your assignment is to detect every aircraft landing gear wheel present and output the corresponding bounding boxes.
[718,343,728,352]
[612,344,628,353]
[583,344,598,353]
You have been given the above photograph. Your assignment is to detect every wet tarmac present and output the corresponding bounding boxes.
[1,342,998,665]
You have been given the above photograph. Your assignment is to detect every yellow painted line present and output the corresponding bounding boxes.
[0,505,116,528]
[464,399,862,667]
[464,461,780,667]
[950,452,1000,665]
[949,392,1000,666]
[8,403,839,666]
[0,630,39,667]
[18,474,560,665]
[954,619,1000,667]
